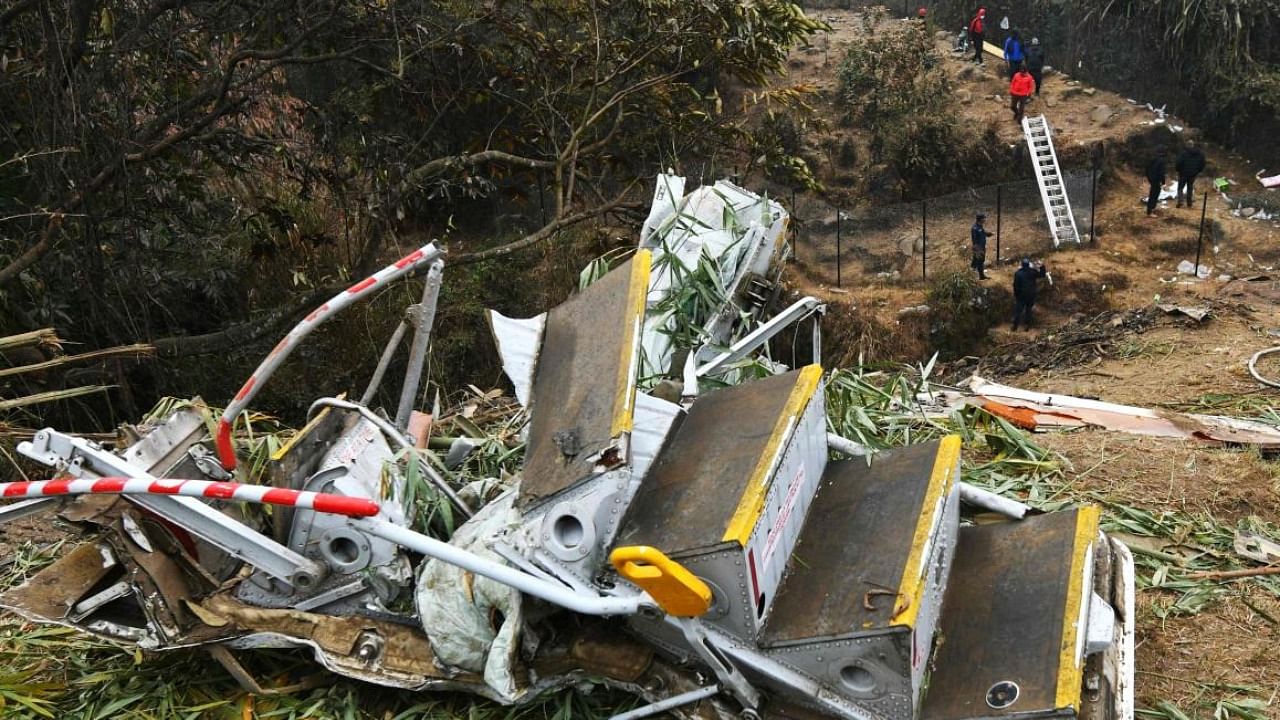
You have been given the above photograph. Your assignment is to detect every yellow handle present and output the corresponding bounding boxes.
[609,546,712,617]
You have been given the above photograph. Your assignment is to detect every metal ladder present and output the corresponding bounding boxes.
[1022,114,1082,246]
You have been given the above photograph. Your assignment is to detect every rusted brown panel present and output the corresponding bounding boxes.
[202,594,452,682]
[762,443,938,646]
[0,541,116,620]
[519,258,637,508]
[616,369,805,554]
[921,509,1080,720]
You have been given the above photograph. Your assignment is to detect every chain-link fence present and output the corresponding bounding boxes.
[789,169,1097,287]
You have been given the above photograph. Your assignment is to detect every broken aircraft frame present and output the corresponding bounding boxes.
[0,176,1134,720]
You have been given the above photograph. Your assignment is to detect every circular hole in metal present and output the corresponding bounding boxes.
[553,514,585,549]
[986,680,1020,709]
[328,536,361,566]
[839,664,876,693]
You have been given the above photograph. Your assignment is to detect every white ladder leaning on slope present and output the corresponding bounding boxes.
[1023,114,1082,247]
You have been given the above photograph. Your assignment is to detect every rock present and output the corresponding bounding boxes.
[935,30,952,41]
[1082,87,1096,96]
[897,305,931,319]
[1044,97,1056,108]
[1089,104,1113,124]
[898,236,916,255]
[1061,86,1083,99]
[1240,207,1258,217]
[957,64,978,80]
[956,88,973,104]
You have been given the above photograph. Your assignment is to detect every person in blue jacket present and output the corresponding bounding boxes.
[1003,30,1024,78]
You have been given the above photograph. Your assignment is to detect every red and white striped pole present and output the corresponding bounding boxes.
[215,243,444,471]
[0,477,380,518]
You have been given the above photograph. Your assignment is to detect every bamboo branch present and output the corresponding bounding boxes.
[1185,565,1280,580]
[0,385,113,411]
[0,343,154,379]
[0,328,61,352]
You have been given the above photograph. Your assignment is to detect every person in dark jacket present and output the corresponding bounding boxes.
[1175,140,1207,208]
[1145,147,1167,216]
[1012,258,1049,330]
[1003,30,1024,78]
[1025,38,1045,95]
[968,7,987,65]
[971,212,993,280]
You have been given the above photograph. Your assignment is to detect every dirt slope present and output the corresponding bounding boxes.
[782,9,1280,715]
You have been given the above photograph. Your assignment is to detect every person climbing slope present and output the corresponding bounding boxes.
[968,7,987,65]
[1025,37,1045,95]
[1003,30,1024,77]
[1009,66,1034,124]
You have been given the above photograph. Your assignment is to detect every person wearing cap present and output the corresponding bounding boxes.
[1012,258,1049,330]
[1175,140,1207,208]
[968,7,987,65]
[1025,37,1045,95]
[971,213,993,280]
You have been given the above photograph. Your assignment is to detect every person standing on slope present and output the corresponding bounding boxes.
[1012,258,1049,330]
[1146,146,1167,217]
[971,212,993,280]
[1175,140,1207,208]
[968,7,987,65]
[1009,66,1035,124]
[1003,30,1024,78]
[1025,37,1045,95]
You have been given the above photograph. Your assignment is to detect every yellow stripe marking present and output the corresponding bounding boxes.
[892,434,961,628]
[271,406,332,461]
[610,250,652,436]
[721,364,823,545]
[1055,505,1101,710]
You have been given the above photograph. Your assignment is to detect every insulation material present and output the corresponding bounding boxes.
[415,490,524,700]
[967,376,1280,450]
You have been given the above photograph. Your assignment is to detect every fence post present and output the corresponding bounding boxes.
[836,210,843,288]
[995,184,1003,264]
[791,188,797,261]
[1090,141,1104,245]
[1194,191,1208,277]
[921,199,928,282]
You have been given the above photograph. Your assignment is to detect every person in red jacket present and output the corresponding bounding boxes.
[1009,66,1034,123]
[968,7,987,65]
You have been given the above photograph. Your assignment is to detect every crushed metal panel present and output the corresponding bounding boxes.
[519,254,648,509]
[487,310,546,408]
[922,508,1095,719]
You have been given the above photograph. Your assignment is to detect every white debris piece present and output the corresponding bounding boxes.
[1176,260,1211,278]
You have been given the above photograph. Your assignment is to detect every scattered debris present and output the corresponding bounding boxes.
[1247,346,1280,389]
[1156,304,1210,322]
[1234,531,1280,565]
[958,376,1280,451]
[1256,170,1280,189]
[1176,260,1211,279]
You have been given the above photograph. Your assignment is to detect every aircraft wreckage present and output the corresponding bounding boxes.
[0,176,1134,720]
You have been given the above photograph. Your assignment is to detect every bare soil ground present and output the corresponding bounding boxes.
[781,9,1280,716]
